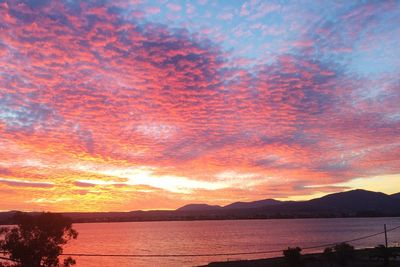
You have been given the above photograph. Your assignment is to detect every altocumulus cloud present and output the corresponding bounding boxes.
[0,0,399,211]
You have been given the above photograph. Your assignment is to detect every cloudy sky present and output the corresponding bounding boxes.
[0,0,399,211]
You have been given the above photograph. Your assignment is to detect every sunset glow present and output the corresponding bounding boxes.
[0,0,399,211]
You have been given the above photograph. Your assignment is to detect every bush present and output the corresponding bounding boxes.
[0,212,78,267]
[323,242,355,267]
[334,242,355,266]
[323,246,334,259]
[283,247,302,267]
[374,244,397,266]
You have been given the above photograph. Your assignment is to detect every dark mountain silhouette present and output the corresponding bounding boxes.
[176,189,400,214]
[174,189,400,217]
[1,189,399,224]
[300,189,397,212]
[391,192,400,199]
[177,204,222,211]
[178,199,282,211]
[271,189,400,217]
[223,199,282,210]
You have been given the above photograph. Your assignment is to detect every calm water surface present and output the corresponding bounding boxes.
[62,217,400,267]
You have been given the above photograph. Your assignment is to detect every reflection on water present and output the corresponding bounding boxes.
[62,217,400,267]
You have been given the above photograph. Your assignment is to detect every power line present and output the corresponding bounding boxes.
[300,225,400,251]
[61,224,400,258]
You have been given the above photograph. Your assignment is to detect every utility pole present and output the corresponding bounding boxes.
[384,224,388,248]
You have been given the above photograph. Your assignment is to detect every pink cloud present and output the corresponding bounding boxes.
[217,12,234,21]
[146,6,161,15]
[166,3,182,12]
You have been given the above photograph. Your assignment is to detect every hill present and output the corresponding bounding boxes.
[223,199,282,210]
[1,189,399,224]
[391,192,400,199]
[177,204,222,211]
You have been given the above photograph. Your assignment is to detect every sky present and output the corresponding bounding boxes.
[0,0,399,212]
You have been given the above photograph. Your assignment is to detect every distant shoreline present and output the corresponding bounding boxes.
[1,213,400,225]
[70,214,400,225]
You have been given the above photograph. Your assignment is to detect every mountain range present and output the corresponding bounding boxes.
[1,189,399,224]
[177,189,400,214]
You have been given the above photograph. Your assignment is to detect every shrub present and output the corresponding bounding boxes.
[324,242,355,267]
[0,212,78,267]
[283,247,302,267]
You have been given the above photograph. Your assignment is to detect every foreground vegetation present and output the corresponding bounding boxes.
[0,212,78,267]
[205,244,400,267]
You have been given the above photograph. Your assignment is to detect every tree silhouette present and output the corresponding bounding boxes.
[374,244,398,266]
[328,242,355,267]
[323,247,335,267]
[283,247,303,267]
[0,212,78,267]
